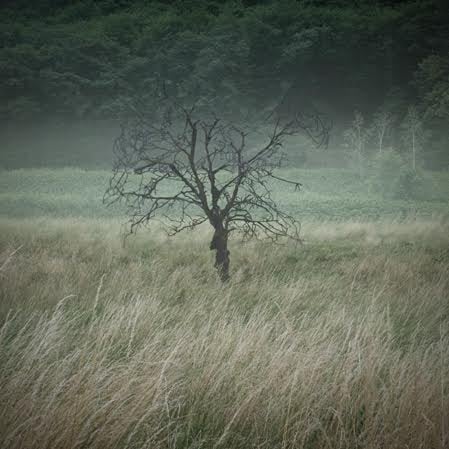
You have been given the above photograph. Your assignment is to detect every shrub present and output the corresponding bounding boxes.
[368,149,403,199]
[369,149,434,200]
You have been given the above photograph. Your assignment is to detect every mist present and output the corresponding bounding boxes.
[1,1,448,448]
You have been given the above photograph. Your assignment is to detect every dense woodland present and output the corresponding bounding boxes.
[1,0,448,167]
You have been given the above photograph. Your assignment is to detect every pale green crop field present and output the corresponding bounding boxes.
[1,167,448,220]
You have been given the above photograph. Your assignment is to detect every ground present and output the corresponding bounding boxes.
[0,167,448,448]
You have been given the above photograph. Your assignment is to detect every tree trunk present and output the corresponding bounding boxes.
[209,227,230,282]
[358,146,363,178]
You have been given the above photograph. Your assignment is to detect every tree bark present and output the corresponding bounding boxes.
[209,226,230,282]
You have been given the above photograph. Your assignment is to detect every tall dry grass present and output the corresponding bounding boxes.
[0,218,448,449]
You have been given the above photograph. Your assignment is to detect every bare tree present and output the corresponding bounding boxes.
[105,97,329,282]
[371,109,393,154]
[401,105,424,171]
[343,111,369,177]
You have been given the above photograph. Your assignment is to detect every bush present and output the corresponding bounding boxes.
[368,149,435,200]
[368,149,403,199]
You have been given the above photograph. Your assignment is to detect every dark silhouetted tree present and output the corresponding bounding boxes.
[105,96,329,281]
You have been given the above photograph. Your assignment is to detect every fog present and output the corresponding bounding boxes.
[1,120,118,169]
[1,1,448,448]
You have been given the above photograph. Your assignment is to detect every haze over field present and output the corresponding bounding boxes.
[0,1,448,448]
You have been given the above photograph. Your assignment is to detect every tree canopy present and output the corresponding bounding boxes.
[1,0,448,165]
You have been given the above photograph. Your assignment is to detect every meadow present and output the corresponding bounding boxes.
[0,167,449,449]
[1,166,449,220]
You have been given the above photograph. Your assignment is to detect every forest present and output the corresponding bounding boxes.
[1,0,448,168]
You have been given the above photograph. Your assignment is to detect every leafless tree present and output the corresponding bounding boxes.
[105,97,329,281]
[371,109,393,154]
[401,105,424,171]
[343,111,369,177]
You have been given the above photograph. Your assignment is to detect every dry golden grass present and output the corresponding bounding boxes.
[0,218,448,449]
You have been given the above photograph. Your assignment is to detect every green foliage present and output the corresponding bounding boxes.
[368,149,402,199]
[396,166,436,201]
[368,150,436,201]
[1,0,448,167]
[415,54,449,121]
[0,0,447,123]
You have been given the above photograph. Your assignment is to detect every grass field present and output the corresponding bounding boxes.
[1,167,449,220]
[1,167,449,448]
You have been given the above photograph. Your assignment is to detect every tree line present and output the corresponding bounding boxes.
[1,0,448,166]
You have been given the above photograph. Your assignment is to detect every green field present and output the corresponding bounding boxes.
[1,167,449,220]
[1,167,449,449]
